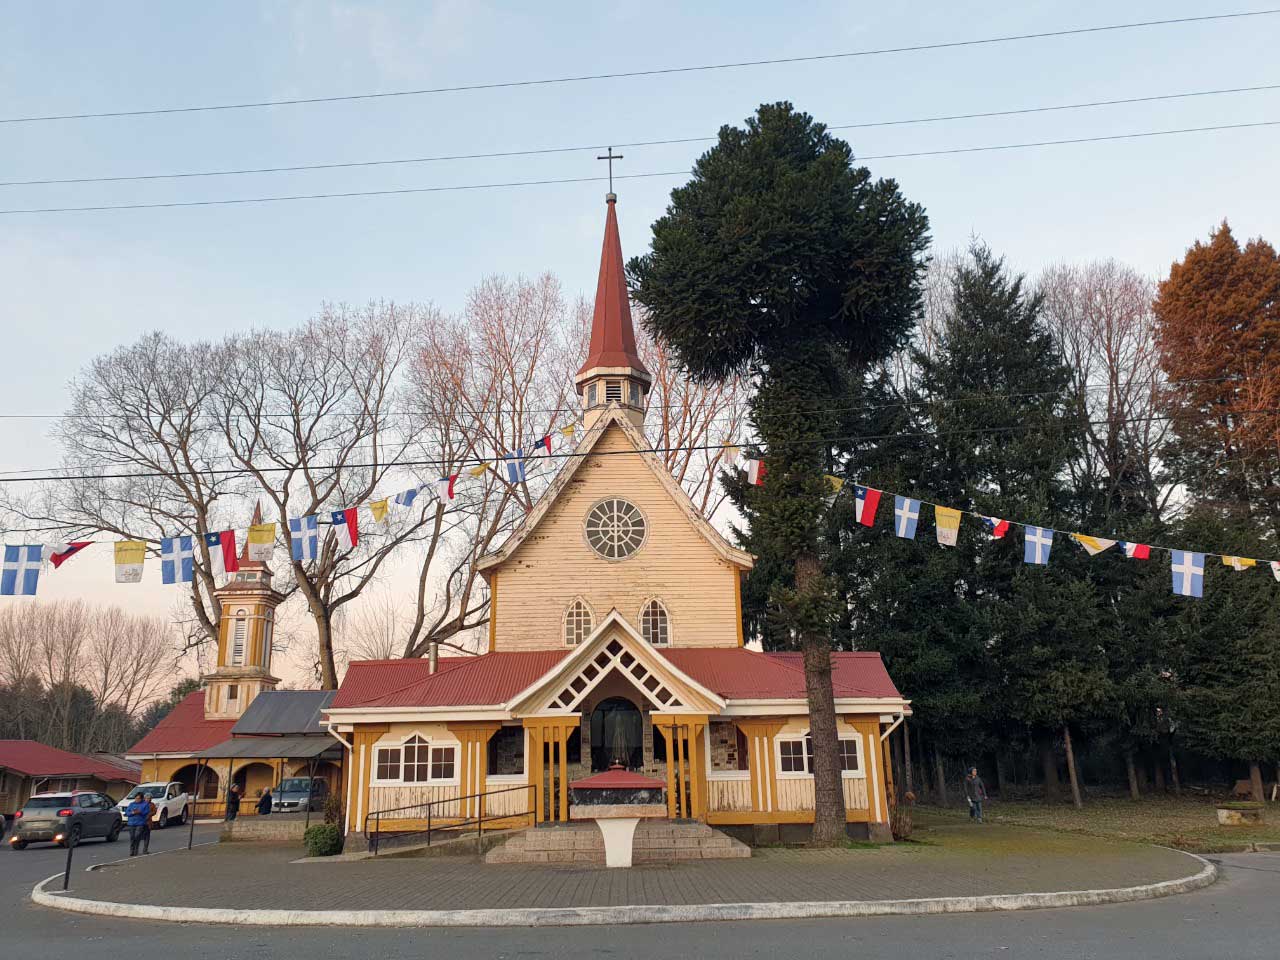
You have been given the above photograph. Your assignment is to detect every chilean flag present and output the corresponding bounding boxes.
[535,434,553,456]
[744,458,766,486]
[854,486,882,527]
[204,530,240,573]
[332,508,359,550]
[45,541,92,569]
[1119,541,1150,560]
[980,516,1010,539]
[435,475,459,503]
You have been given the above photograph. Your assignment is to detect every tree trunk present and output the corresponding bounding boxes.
[902,719,915,796]
[1153,759,1166,795]
[1125,750,1140,800]
[797,554,845,844]
[1169,748,1182,797]
[1040,737,1061,802]
[1063,726,1083,809]
[993,753,1007,798]
[314,612,339,691]
[933,748,949,807]
[1249,760,1265,803]
[915,730,929,801]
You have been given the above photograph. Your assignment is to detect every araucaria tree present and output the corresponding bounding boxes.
[630,103,929,843]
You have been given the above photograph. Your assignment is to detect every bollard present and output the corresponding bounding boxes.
[61,830,77,890]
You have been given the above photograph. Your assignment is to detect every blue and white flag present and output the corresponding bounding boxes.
[1,544,43,596]
[893,496,920,539]
[289,515,319,562]
[393,484,425,509]
[161,535,194,585]
[1171,550,1205,598]
[503,449,527,484]
[1024,526,1054,565]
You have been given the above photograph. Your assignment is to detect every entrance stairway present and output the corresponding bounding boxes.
[485,819,750,864]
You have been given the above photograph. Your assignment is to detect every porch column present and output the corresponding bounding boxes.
[447,722,502,820]
[736,720,785,814]
[651,714,709,819]
[522,717,576,823]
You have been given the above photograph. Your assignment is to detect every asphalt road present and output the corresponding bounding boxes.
[4,827,1276,960]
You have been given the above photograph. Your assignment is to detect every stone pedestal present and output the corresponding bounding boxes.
[568,767,667,869]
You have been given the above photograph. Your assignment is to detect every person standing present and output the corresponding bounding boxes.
[225,783,241,821]
[964,767,988,823]
[126,791,155,856]
[256,787,273,816]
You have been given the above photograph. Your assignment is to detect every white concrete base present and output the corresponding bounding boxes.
[31,853,1218,928]
[595,817,640,868]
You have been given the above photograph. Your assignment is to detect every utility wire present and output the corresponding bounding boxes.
[5,83,1276,188]
[2,11,1274,125]
[2,118,1278,216]
[1,407,1274,485]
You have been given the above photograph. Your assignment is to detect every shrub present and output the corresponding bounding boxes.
[1217,801,1264,811]
[322,792,343,826]
[304,823,343,857]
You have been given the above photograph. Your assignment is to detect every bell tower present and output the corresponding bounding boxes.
[575,193,652,430]
[202,504,283,720]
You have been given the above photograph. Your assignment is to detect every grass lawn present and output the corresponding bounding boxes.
[919,796,1280,852]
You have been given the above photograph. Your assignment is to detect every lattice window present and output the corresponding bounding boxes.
[375,747,401,781]
[403,735,431,783]
[430,746,456,781]
[839,738,860,772]
[548,637,684,711]
[640,599,670,646]
[564,600,594,646]
[584,499,646,560]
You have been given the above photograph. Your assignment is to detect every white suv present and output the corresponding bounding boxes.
[116,782,190,828]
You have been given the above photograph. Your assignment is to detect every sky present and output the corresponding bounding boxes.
[1,2,1278,681]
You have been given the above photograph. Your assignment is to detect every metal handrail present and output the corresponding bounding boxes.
[363,783,536,856]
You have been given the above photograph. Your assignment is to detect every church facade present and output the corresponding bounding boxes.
[325,193,910,845]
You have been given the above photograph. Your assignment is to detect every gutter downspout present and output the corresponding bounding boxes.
[880,712,906,742]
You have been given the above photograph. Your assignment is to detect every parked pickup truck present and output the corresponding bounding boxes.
[116,782,190,828]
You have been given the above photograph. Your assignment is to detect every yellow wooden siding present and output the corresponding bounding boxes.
[707,776,752,812]
[368,784,461,817]
[493,423,741,651]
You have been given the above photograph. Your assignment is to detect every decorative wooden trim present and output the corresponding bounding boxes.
[487,572,497,654]
[734,572,744,647]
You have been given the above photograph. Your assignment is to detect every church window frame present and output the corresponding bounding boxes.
[776,729,864,779]
[563,598,595,647]
[628,381,642,407]
[639,598,671,646]
[372,733,460,786]
[231,608,247,665]
[583,497,647,561]
[586,383,598,407]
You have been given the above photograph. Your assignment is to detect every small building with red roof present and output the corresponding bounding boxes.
[325,193,910,846]
[0,740,140,815]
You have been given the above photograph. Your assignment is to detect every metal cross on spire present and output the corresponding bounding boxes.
[597,146,623,194]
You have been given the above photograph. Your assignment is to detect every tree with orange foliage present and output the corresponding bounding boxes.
[1153,221,1280,533]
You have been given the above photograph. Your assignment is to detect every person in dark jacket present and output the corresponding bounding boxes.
[257,787,273,816]
[126,793,155,855]
[964,767,988,823]
[225,784,241,821]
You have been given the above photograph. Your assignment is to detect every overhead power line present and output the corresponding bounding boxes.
[1,119,1276,216]
[5,83,1276,188]
[2,11,1275,125]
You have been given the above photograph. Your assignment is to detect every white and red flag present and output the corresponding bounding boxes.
[435,475,459,503]
[744,458,766,486]
[44,541,92,569]
[331,508,359,551]
[854,486,882,527]
[204,530,240,573]
[980,516,1009,539]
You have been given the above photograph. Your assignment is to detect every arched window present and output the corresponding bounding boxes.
[231,608,247,664]
[402,735,431,783]
[564,600,594,646]
[640,599,670,646]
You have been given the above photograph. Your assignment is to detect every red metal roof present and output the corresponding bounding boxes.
[660,649,902,701]
[331,651,569,709]
[571,768,666,790]
[330,657,470,709]
[576,196,650,380]
[127,691,236,755]
[0,740,142,783]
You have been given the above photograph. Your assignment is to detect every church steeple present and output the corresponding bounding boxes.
[575,193,651,429]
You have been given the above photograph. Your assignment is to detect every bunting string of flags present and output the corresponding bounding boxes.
[1,422,581,596]
[731,456,1280,601]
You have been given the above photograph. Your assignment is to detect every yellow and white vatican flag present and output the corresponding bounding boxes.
[1071,534,1116,556]
[246,522,276,561]
[934,506,962,547]
[467,462,492,478]
[368,498,390,523]
[722,445,742,468]
[1222,555,1257,571]
[559,424,577,439]
[114,540,146,583]
[824,474,845,494]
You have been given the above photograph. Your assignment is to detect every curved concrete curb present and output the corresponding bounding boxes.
[32,852,1216,928]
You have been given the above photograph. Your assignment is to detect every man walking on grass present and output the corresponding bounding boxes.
[964,767,988,824]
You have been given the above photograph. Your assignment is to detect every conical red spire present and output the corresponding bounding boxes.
[577,195,651,380]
